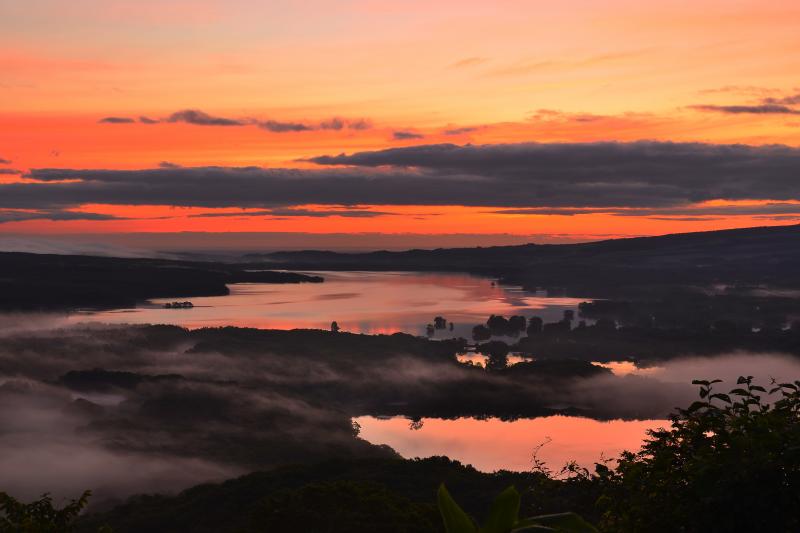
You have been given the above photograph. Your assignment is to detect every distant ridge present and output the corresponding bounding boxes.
[255,224,800,295]
[3,224,800,306]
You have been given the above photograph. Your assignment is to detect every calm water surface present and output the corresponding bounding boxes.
[355,415,667,472]
[354,354,800,472]
[68,271,587,336]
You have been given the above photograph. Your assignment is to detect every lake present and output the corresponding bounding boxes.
[353,352,800,472]
[355,415,666,472]
[67,271,587,337]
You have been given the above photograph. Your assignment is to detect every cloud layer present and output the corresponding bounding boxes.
[691,104,800,115]
[97,108,373,133]
[167,109,245,126]
[98,116,137,124]
[0,209,121,223]
[5,142,800,216]
[692,90,800,115]
[392,130,425,140]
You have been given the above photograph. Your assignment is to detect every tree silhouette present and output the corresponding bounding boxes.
[472,325,491,341]
[527,316,543,335]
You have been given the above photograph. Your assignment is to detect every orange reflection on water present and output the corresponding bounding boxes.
[456,352,529,367]
[355,415,667,472]
[68,271,586,334]
[593,361,665,376]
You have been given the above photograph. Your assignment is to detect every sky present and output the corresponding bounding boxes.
[2,0,800,250]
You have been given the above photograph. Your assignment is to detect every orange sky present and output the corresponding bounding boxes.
[2,0,800,246]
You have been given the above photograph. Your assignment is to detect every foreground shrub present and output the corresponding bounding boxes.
[438,484,597,532]
[246,480,439,532]
[0,491,93,533]
[595,377,800,532]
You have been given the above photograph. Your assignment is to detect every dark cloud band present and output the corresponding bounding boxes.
[98,116,136,124]
[99,109,373,132]
[5,141,800,213]
[167,109,245,126]
[492,203,800,217]
[691,104,800,115]
[691,90,800,115]
[392,131,424,140]
[0,209,121,224]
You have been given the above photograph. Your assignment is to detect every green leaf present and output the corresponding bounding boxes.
[515,512,598,532]
[692,380,710,386]
[687,401,707,412]
[710,393,731,403]
[438,484,478,533]
[481,485,520,533]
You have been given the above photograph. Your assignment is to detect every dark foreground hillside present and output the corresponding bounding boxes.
[75,458,548,533]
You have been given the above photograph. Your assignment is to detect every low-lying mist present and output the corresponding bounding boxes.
[1,316,798,503]
[636,352,800,385]
[0,236,171,259]
[570,352,800,419]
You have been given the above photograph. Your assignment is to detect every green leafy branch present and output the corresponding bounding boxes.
[437,484,597,533]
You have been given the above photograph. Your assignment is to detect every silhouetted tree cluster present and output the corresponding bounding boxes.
[578,292,797,333]
[472,324,491,341]
[476,341,510,371]
[489,315,527,336]
[542,320,571,337]
[526,316,543,335]
[471,312,589,342]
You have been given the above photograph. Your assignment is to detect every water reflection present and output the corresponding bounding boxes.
[67,271,587,334]
[355,415,666,472]
[593,360,665,376]
[456,351,530,367]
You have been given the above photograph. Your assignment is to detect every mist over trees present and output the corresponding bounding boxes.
[1,319,745,505]
[66,378,800,532]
